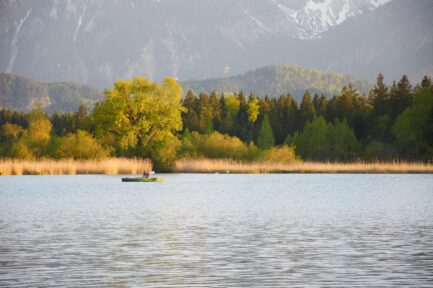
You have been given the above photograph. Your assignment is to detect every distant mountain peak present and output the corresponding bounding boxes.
[281,0,394,39]
[1,0,431,89]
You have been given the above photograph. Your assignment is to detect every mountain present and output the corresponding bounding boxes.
[0,73,103,112]
[183,63,373,100]
[302,0,433,83]
[0,0,410,89]
[0,63,371,112]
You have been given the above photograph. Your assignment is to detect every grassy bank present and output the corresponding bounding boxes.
[0,158,152,175]
[172,159,433,174]
[2,158,433,175]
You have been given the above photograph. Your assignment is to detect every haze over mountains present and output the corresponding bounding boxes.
[0,64,372,111]
[0,73,102,112]
[1,0,432,90]
[183,63,372,100]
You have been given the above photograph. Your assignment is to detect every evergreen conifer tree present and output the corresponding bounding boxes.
[298,91,316,130]
[257,114,275,150]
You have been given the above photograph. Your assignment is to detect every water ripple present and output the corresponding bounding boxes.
[1,174,433,287]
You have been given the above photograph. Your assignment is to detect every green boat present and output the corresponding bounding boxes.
[122,177,164,182]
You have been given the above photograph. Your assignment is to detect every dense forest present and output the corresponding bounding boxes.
[0,74,432,170]
[181,73,433,161]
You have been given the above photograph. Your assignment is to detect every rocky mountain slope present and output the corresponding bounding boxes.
[0,0,410,89]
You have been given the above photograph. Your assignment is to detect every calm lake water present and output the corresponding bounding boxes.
[1,174,433,287]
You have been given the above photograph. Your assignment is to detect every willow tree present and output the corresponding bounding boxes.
[92,77,184,170]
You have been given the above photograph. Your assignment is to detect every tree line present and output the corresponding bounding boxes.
[181,74,433,161]
[0,74,432,170]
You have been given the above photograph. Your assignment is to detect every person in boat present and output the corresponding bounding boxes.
[143,170,155,178]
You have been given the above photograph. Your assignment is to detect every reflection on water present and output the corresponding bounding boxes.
[1,174,433,287]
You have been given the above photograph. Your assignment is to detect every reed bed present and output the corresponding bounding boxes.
[0,158,152,175]
[173,158,433,174]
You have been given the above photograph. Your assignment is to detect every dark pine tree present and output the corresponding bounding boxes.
[234,92,250,142]
[298,91,316,130]
[370,73,389,117]
[182,89,199,132]
[389,75,413,120]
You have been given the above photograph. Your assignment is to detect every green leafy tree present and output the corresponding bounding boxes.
[25,107,53,157]
[392,87,433,159]
[27,108,52,144]
[148,133,181,171]
[365,140,397,160]
[327,119,361,160]
[247,97,260,124]
[287,116,328,160]
[92,77,184,168]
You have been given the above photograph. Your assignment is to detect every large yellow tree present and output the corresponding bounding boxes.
[92,77,184,169]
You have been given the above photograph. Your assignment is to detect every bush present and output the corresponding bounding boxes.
[50,130,109,159]
[256,145,298,163]
[8,140,34,159]
[180,131,256,160]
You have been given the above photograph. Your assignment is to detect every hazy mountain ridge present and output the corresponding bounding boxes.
[0,0,401,89]
[0,63,372,112]
[183,63,373,100]
[0,73,103,112]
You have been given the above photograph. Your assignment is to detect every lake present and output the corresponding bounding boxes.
[1,174,433,287]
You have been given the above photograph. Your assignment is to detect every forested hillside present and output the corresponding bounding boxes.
[183,64,373,100]
[0,73,103,112]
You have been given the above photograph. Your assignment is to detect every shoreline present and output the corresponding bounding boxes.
[1,158,433,175]
[172,159,433,174]
[0,158,152,175]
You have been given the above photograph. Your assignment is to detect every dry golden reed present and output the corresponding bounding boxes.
[173,158,433,174]
[0,158,152,176]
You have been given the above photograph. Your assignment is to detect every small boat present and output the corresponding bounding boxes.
[122,177,164,182]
